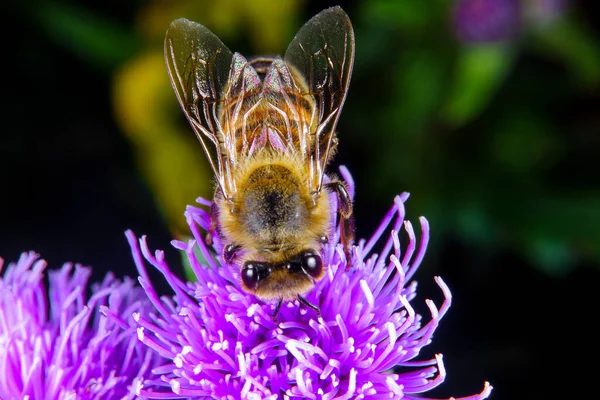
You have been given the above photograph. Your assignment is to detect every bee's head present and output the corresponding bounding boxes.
[241,251,324,300]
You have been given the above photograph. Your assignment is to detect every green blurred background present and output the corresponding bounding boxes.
[2,0,599,398]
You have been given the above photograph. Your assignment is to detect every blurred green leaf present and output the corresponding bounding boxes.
[441,44,515,127]
[531,16,600,88]
[387,48,447,141]
[489,112,560,174]
[181,250,197,283]
[507,192,600,274]
[361,0,445,34]
[526,236,574,276]
[455,201,497,247]
[32,1,140,71]
[528,193,600,245]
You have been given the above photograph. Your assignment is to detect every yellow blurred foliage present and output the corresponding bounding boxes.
[113,51,212,236]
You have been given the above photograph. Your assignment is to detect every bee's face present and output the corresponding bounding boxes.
[165,7,355,304]
[241,251,324,300]
[214,159,332,301]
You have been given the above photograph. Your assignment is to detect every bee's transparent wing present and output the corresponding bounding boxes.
[284,6,355,193]
[165,18,236,198]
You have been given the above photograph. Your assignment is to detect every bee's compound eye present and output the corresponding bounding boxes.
[301,253,323,278]
[242,263,260,291]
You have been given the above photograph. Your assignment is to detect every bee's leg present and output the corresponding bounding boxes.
[205,202,220,246]
[272,298,283,321]
[341,216,355,264]
[326,181,355,262]
[297,295,321,316]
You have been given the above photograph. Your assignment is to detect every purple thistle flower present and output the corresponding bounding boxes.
[453,0,521,43]
[129,167,492,399]
[0,252,160,399]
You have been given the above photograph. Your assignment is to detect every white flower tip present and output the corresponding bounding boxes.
[359,279,375,307]
[434,276,452,301]
[137,327,145,341]
[134,380,143,395]
[398,294,411,312]
[170,379,181,394]
[481,381,494,398]
[391,229,400,248]
[425,299,439,319]
[174,355,183,368]
[385,322,397,344]
[403,221,415,243]
[435,353,446,379]
[390,254,404,275]
[347,367,358,393]
[186,239,196,253]
[397,192,410,202]
[247,303,260,317]
[385,376,404,395]
[132,312,140,322]
[331,373,339,388]
[171,239,186,250]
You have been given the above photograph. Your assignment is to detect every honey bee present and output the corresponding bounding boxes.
[165,7,354,316]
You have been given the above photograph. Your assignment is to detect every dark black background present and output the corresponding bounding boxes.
[2,1,599,399]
